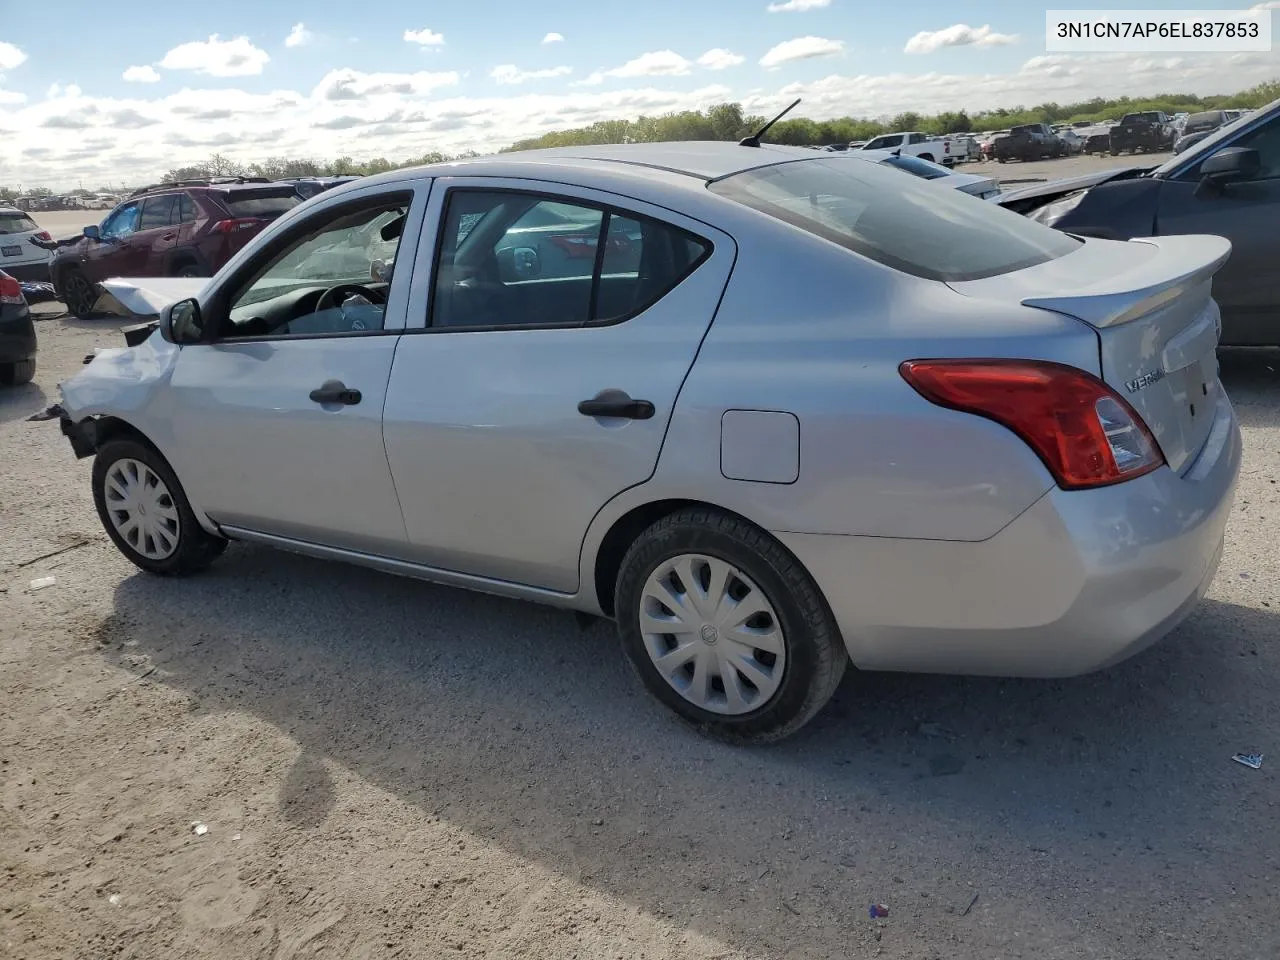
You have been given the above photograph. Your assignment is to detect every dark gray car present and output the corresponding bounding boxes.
[997,99,1279,345]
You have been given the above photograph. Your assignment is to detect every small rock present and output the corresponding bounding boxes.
[591,818,604,826]
[107,894,121,906]
[192,823,208,836]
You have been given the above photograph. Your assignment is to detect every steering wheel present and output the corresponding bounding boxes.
[315,283,386,312]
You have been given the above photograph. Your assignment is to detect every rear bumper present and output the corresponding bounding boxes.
[777,392,1241,678]
[2,261,52,282]
[0,308,37,363]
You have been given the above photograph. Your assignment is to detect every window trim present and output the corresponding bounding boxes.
[198,188,419,345]
[421,185,713,335]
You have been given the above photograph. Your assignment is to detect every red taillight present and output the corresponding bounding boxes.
[0,274,24,304]
[211,218,263,234]
[34,230,52,241]
[899,358,1164,490]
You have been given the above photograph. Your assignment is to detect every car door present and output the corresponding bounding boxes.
[1155,111,1280,344]
[381,179,736,592]
[161,181,431,555]
[84,200,146,280]
[137,194,179,274]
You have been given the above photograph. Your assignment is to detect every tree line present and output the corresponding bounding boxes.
[4,78,1276,198]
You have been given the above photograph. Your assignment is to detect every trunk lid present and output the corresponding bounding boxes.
[948,234,1231,473]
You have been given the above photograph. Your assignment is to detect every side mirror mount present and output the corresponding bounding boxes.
[82,225,100,241]
[1199,146,1260,188]
[159,298,206,345]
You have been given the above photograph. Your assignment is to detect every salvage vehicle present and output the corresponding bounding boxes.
[0,270,37,386]
[1173,110,1235,154]
[998,97,1280,345]
[858,151,1001,199]
[1110,111,1176,154]
[0,206,54,281]
[857,131,955,166]
[994,123,1065,163]
[48,141,1240,742]
[50,178,301,320]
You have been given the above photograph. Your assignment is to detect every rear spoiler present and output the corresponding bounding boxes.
[1020,235,1231,328]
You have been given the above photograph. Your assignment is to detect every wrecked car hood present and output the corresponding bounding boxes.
[99,277,208,318]
[996,165,1154,208]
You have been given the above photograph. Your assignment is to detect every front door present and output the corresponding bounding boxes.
[1155,112,1280,344]
[84,199,147,280]
[161,183,430,555]
[382,179,736,592]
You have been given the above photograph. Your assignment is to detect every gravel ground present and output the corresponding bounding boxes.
[2,301,1279,960]
[963,150,1174,186]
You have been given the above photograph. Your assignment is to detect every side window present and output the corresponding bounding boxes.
[221,195,410,340]
[101,201,141,239]
[882,135,904,148]
[139,195,177,231]
[430,190,710,330]
[1184,115,1280,181]
[908,133,925,144]
[178,194,198,224]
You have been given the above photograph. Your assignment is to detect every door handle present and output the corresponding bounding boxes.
[309,379,362,406]
[161,233,177,241]
[577,389,655,420]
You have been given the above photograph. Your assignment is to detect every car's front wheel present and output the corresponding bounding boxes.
[615,508,847,743]
[61,268,97,320]
[92,438,227,575]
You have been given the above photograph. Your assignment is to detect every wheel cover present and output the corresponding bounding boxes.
[103,458,181,560]
[638,554,786,716]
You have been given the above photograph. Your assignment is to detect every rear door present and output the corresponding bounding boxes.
[1154,110,1280,345]
[382,178,736,592]
[137,194,180,274]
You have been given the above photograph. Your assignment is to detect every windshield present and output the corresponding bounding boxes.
[224,192,302,219]
[1184,112,1225,133]
[709,157,1079,282]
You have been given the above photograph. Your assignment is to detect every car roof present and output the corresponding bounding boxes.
[354,141,823,192]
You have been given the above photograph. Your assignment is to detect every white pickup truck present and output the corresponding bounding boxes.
[856,131,956,167]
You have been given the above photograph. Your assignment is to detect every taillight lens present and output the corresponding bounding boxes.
[0,274,24,304]
[34,230,52,241]
[211,218,262,234]
[899,358,1164,490]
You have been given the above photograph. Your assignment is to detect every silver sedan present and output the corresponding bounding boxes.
[54,142,1241,742]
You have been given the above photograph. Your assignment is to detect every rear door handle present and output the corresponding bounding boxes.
[309,379,362,406]
[160,233,177,241]
[578,389,654,420]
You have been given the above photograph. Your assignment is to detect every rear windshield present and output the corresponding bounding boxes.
[881,154,950,180]
[0,213,38,234]
[1184,112,1224,132]
[223,191,301,218]
[1122,113,1161,123]
[709,157,1080,282]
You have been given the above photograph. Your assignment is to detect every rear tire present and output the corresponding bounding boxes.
[172,262,208,278]
[92,438,226,576]
[0,358,35,386]
[615,508,847,744]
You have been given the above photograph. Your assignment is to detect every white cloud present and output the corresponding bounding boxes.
[607,50,692,78]
[760,36,844,68]
[159,35,270,77]
[697,48,745,70]
[1251,2,1280,9]
[0,40,26,70]
[542,32,565,44]
[404,28,445,47]
[123,65,161,83]
[47,83,83,98]
[285,23,313,48]
[312,68,459,101]
[766,0,831,11]
[904,24,1019,54]
[0,89,25,105]
[491,64,573,85]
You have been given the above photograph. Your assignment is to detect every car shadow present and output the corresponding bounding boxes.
[0,380,47,426]
[1219,347,1280,429]
[95,543,1280,958]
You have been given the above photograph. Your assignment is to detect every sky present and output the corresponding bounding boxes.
[1,0,1278,189]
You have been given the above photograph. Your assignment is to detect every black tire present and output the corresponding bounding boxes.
[919,153,935,163]
[0,358,35,386]
[172,262,208,278]
[62,268,97,320]
[615,508,847,744]
[92,437,226,576]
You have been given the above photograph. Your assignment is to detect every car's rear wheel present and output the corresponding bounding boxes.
[615,508,847,744]
[172,262,208,278]
[0,358,35,386]
[92,438,226,576]
[61,268,97,319]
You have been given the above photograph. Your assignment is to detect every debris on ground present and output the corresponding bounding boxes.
[1232,753,1264,770]
[869,903,890,919]
[191,822,208,836]
[29,576,56,590]
[961,892,979,916]
[107,894,121,906]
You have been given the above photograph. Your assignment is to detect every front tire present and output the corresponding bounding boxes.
[92,438,226,576]
[61,268,97,320]
[0,358,35,386]
[615,508,847,744]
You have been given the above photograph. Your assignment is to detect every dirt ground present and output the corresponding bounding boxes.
[2,298,1279,960]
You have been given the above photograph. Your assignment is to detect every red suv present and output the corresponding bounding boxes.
[52,178,302,319]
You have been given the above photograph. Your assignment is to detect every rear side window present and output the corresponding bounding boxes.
[179,194,198,223]
[709,157,1080,282]
[431,190,710,330]
[223,192,301,218]
[0,213,37,233]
